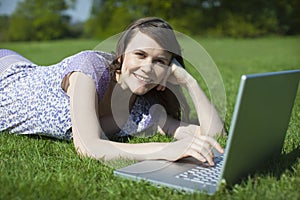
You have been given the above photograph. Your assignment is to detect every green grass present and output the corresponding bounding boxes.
[1,36,300,199]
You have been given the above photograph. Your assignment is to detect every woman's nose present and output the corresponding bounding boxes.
[140,58,153,73]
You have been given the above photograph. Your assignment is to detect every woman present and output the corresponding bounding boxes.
[0,17,225,166]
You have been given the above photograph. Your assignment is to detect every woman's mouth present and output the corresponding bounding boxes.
[134,73,153,84]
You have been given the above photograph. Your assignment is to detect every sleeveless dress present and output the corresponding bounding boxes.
[0,49,158,140]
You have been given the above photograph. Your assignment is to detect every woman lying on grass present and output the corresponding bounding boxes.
[0,17,225,166]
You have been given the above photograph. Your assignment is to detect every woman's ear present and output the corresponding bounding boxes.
[117,54,124,65]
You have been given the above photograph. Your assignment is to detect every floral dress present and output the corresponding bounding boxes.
[0,49,158,140]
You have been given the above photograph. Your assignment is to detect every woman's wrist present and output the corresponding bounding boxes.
[173,123,201,140]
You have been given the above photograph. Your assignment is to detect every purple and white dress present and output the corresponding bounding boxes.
[0,49,158,140]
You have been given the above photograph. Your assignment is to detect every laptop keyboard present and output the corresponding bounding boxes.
[175,155,224,186]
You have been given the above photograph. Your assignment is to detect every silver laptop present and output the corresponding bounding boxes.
[114,70,300,195]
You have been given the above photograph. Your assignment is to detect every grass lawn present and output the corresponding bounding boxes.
[1,36,300,200]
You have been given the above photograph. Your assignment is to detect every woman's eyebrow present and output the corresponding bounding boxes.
[133,49,146,52]
[132,49,147,54]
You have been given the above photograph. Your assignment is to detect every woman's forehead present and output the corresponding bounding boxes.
[125,31,167,53]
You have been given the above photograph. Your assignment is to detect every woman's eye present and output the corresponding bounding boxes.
[135,52,145,58]
[154,59,167,65]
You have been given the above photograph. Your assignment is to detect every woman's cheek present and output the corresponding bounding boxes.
[156,68,168,82]
[123,62,137,74]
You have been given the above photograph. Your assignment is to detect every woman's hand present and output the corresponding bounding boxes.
[157,59,226,137]
[156,59,189,91]
[159,124,224,166]
[163,127,224,166]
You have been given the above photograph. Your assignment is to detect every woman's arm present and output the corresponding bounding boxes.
[66,72,222,165]
[67,72,165,160]
[183,72,225,137]
[162,61,225,137]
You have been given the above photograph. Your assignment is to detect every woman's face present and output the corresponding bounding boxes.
[118,31,172,95]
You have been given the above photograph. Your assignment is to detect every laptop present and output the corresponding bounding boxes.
[114,69,300,195]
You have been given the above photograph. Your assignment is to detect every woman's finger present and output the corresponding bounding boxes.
[191,139,214,165]
[156,85,166,91]
[188,135,224,165]
[187,150,207,163]
[198,135,224,154]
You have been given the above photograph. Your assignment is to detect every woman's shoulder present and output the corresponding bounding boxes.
[60,50,113,98]
[60,50,114,74]
[70,50,115,64]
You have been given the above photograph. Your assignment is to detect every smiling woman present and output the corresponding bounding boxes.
[118,32,172,95]
[0,17,225,166]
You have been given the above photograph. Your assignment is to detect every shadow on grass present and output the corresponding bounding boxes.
[244,146,300,183]
[271,147,300,178]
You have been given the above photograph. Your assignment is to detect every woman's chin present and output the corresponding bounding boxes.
[132,88,149,95]
[132,84,156,95]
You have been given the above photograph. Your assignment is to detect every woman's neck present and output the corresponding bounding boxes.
[99,79,137,137]
[100,79,136,116]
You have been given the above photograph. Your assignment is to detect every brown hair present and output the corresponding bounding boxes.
[110,17,190,121]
